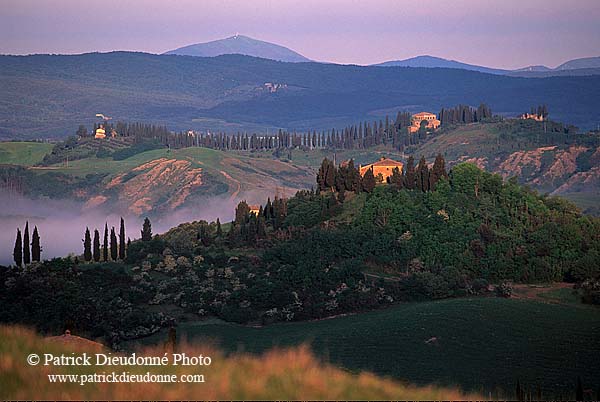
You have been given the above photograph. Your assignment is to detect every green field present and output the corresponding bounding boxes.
[135,297,600,399]
[0,142,53,165]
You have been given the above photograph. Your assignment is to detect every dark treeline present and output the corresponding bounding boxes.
[12,221,41,267]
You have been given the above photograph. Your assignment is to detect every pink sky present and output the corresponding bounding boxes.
[1,0,599,68]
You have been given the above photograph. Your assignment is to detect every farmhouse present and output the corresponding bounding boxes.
[519,113,545,121]
[249,205,261,215]
[408,112,441,133]
[94,125,106,139]
[359,156,403,183]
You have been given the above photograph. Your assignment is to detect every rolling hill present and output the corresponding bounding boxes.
[134,297,600,399]
[1,52,600,140]
[163,34,311,62]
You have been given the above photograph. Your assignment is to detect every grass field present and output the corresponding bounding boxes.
[0,142,53,165]
[134,297,600,399]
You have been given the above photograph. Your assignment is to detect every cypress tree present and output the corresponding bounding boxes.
[31,226,41,262]
[404,156,416,189]
[325,159,337,190]
[362,167,376,193]
[110,227,118,261]
[216,218,222,237]
[429,153,448,190]
[13,228,22,267]
[119,217,126,260]
[93,229,100,262]
[235,201,250,224]
[141,217,152,241]
[389,166,403,189]
[23,221,30,265]
[103,223,109,262]
[83,227,92,262]
[416,156,430,192]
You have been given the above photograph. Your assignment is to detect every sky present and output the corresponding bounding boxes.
[0,0,599,69]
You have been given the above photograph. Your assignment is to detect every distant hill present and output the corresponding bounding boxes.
[375,55,600,77]
[1,52,600,139]
[555,56,600,70]
[373,55,507,75]
[163,34,311,63]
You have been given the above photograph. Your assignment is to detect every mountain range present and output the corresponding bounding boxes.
[163,35,600,77]
[374,55,600,77]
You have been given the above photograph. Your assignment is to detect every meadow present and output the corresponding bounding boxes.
[136,297,600,399]
[0,141,53,165]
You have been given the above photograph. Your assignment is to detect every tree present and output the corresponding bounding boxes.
[362,167,376,193]
[103,223,109,262]
[141,217,152,241]
[23,221,30,265]
[119,217,126,260]
[389,166,403,189]
[317,158,337,191]
[31,226,41,262]
[415,156,430,192]
[429,153,448,190]
[404,156,416,189]
[76,124,88,137]
[13,228,22,267]
[216,218,222,237]
[83,227,92,262]
[93,229,100,262]
[235,201,250,224]
[110,227,118,261]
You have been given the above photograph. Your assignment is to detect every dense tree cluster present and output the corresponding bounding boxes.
[439,103,493,126]
[315,154,447,195]
[12,222,41,267]
[228,197,288,244]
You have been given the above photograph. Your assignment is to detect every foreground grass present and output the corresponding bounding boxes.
[0,142,53,165]
[0,325,476,400]
[139,297,600,399]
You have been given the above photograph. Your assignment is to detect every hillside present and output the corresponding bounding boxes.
[412,120,600,214]
[164,34,311,62]
[1,52,600,139]
[0,143,315,218]
[0,141,53,165]
[2,159,600,397]
[2,117,600,217]
[0,326,473,400]
[135,297,600,398]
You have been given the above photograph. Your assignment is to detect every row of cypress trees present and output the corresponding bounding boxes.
[13,221,41,267]
[82,217,127,262]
